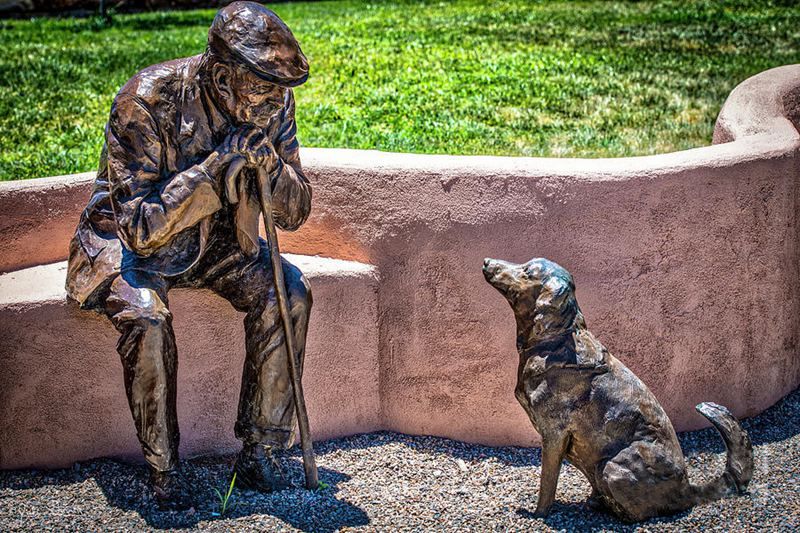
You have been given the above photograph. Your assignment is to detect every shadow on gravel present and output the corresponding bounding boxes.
[514,501,692,532]
[3,388,797,530]
[1,454,369,531]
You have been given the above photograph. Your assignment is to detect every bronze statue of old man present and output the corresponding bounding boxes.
[66,2,313,509]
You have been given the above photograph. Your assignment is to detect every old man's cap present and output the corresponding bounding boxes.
[208,1,309,87]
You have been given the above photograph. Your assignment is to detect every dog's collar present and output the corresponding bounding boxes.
[519,328,610,373]
[519,329,575,355]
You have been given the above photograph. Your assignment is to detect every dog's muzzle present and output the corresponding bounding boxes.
[483,258,500,280]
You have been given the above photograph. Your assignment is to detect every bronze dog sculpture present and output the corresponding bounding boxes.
[482,257,753,522]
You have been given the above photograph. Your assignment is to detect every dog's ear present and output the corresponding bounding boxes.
[533,275,578,337]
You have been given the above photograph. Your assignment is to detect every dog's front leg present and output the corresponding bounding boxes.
[534,432,570,517]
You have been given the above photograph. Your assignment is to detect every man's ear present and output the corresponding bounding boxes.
[212,63,234,101]
[533,276,577,337]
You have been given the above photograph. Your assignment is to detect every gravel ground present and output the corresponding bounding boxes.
[2,388,799,532]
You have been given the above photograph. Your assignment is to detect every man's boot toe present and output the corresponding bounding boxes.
[234,445,291,493]
[150,469,194,511]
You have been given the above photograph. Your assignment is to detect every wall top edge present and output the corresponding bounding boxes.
[0,171,95,193]
[304,132,797,180]
[1,133,796,192]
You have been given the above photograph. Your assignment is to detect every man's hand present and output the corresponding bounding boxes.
[200,124,278,204]
[225,125,279,204]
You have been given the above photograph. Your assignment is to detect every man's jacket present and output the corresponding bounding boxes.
[66,55,312,309]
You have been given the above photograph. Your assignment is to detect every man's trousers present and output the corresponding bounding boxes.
[102,241,311,472]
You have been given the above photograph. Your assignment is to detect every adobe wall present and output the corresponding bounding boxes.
[293,133,800,444]
[0,257,381,469]
[1,64,798,456]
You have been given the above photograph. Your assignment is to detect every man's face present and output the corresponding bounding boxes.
[217,64,287,128]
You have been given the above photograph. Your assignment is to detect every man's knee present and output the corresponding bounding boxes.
[106,275,172,332]
[108,297,173,364]
[250,261,311,326]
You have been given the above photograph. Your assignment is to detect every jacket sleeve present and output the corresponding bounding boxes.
[106,95,222,256]
[269,90,312,231]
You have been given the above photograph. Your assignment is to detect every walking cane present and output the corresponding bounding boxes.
[254,164,319,489]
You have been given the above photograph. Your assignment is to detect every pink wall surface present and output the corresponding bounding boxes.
[1,64,799,464]
[0,257,381,469]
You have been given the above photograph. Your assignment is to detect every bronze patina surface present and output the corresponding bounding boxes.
[483,257,753,522]
[66,1,314,509]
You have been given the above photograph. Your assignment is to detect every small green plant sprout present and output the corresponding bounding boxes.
[212,472,237,517]
[317,480,330,490]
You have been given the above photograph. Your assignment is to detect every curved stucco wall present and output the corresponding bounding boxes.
[0,257,381,469]
[713,64,800,144]
[1,65,799,453]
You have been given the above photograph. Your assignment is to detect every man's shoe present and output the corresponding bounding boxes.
[233,444,291,492]
[150,468,194,511]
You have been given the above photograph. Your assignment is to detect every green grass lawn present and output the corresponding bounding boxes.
[0,0,798,181]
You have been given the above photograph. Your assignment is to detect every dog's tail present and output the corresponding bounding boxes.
[688,402,753,504]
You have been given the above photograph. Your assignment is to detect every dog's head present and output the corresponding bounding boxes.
[483,257,582,341]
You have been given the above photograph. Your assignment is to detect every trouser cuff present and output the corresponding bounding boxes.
[142,449,179,473]
[235,422,295,449]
